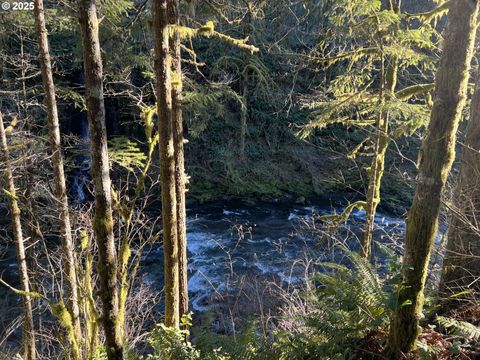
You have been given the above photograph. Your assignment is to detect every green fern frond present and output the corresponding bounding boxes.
[437,316,480,341]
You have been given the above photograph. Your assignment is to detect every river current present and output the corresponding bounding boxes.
[139,202,407,311]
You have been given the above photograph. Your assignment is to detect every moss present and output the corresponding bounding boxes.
[80,229,90,250]
[4,116,18,134]
[50,301,80,357]
[320,201,367,225]
[93,214,114,236]
[168,22,258,53]
[387,0,480,354]
[0,279,81,358]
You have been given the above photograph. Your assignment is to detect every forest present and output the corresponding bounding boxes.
[1,0,480,359]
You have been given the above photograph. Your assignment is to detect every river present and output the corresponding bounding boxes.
[139,202,408,311]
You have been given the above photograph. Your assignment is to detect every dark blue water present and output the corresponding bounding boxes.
[140,202,408,311]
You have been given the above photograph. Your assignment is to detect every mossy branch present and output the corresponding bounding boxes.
[5,117,18,134]
[116,105,161,335]
[0,278,45,300]
[0,278,81,356]
[169,22,259,54]
[406,1,450,24]
[77,229,100,357]
[319,201,367,226]
[395,83,434,100]
[347,138,370,159]
[310,47,380,66]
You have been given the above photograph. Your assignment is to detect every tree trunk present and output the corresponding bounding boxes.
[239,53,249,162]
[78,1,123,358]
[386,0,479,355]
[239,10,251,161]
[33,1,82,356]
[153,0,180,328]
[360,2,399,259]
[438,69,480,307]
[18,29,39,295]
[361,118,389,259]
[0,112,36,360]
[168,0,189,320]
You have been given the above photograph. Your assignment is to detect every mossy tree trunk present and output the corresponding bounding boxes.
[361,2,399,259]
[33,1,82,356]
[361,61,397,258]
[153,0,180,328]
[168,0,189,320]
[438,69,480,306]
[386,0,479,355]
[78,1,124,358]
[0,112,36,360]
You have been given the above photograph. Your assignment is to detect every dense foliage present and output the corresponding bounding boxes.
[1,0,480,359]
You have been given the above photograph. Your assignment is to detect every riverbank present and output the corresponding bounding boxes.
[183,117,420,217]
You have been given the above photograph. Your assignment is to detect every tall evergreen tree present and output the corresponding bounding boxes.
[33,1,81,356]
[387,0,480,355]
[361,0,400,259]
[78,0,124,357]
[302,0,437,258]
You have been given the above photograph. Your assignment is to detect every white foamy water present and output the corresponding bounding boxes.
[138,203,410,311]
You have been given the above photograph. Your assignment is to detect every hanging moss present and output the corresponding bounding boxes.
[168,21,259,54]
[50,301,80,358]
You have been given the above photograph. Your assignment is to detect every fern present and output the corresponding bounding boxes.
[278,246,401,358]
[437,316,480,341]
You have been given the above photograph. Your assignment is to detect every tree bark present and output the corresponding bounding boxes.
[361,63,396,258]
[0,112,36,360]
[239,12,251,162]
[438,69,480,307]
[78,1,123,358]
[153,0,180,328]
[33,1,82,356]
[18,29,39,295]
[386,0,479,355]
[360,2,399,259]
[168,0,189,320]
[239,57,249,162]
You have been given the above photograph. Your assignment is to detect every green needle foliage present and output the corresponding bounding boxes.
[302,0,439,142]
[108,136,148,171]
[300,0,443,257]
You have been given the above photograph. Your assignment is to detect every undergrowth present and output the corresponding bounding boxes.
[137,246,479,360]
